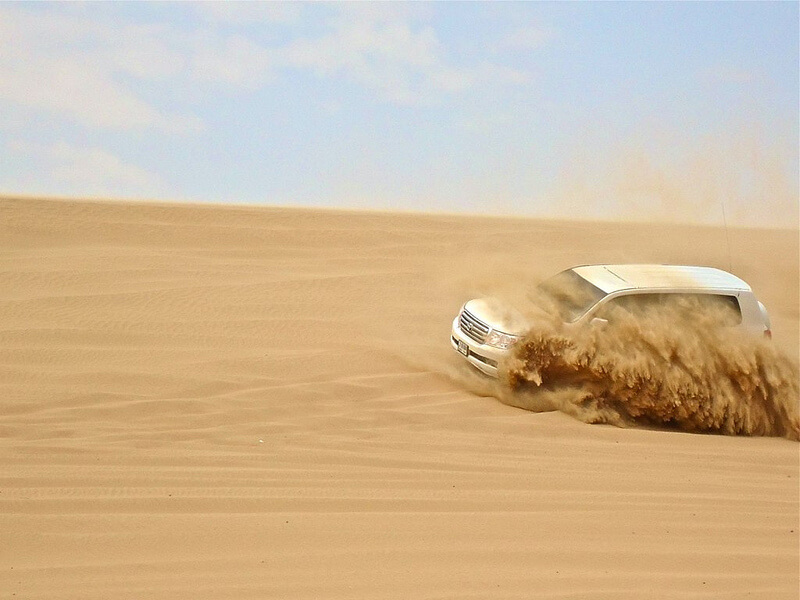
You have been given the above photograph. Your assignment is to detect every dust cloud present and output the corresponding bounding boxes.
[495,296,800,440]
[551,126,798,228]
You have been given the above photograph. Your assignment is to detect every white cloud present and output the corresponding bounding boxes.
[499,25,558,51]
[104,23,186,81]
[332,3,433,28]
[0,6,279,131]
[185,31,273,89]
[1,3,534,133]
[8,140,167,198]
[282,20,457,104]
[280,8,529,106]
[195,1,305,26]
[701,66,759,85]
[0,6,202,132]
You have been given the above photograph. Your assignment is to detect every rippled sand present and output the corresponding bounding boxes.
[1,197,798,599]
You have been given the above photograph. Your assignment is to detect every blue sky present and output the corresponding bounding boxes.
[1,1,797,226]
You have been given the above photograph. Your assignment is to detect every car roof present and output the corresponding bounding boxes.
[571,264,751,294]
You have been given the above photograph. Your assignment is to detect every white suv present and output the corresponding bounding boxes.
[451,264,772,377]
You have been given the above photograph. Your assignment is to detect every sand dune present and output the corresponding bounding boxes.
[1,197,798,599]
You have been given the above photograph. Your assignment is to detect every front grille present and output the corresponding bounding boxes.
[459,309,490,344]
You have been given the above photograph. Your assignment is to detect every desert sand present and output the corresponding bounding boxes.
[1,197,798,599]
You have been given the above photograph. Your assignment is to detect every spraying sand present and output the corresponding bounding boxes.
[499,297,800,439]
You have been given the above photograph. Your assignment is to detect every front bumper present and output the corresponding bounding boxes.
[450,317,509,377]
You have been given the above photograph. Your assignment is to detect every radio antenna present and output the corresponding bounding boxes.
[721,202,733,273]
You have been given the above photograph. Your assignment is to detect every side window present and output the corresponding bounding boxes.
[595,293,661,320]
[662,293,742,326]
[596,293,742,326]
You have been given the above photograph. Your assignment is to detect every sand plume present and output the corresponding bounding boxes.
[499,297,800,440]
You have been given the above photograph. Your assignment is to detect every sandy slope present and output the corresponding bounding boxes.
[1,197,797,599]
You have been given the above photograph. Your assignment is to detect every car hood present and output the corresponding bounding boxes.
[463,297,530,336]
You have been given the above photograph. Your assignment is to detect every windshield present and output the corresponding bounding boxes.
[537,270,607,322]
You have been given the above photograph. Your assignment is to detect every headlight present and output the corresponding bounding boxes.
[485,329,522,349]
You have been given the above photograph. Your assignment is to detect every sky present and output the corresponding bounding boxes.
[1,1,798,227]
